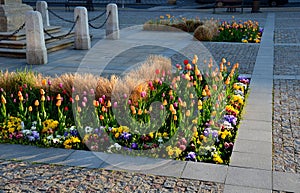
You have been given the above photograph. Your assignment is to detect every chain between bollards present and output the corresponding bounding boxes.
[44,16,79,40]
[0,23,25,42]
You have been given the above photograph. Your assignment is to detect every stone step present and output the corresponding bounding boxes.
[0,37,74,58]
[0,48,26,58]
[0,40,26,49]
[0,30,74,49]
[0,26,62,41]
[47,37,74,53]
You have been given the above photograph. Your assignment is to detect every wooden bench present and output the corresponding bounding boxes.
[65,0,94,11]
[213,0,243,13]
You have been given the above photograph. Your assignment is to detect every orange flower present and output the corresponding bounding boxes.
[40,89,45,95]
[173,115,177,121]
[138,109,143,115]
[41,79,47,86]
[56,100,61,107]
[106,100,111,108]
[225,77,230,85]
[99,115,104,120]
[93,100,99,107]
[56,94,61,100]
[18,91,22,97]
[34,100,39,106]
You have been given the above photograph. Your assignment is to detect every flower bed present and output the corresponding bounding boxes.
[0,55,249,164]
[143,15,263,43]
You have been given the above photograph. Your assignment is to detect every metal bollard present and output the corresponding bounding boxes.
[26,11,47,65]
[74,7,91,50]
[106,3,119,40]
[36,1,50,27]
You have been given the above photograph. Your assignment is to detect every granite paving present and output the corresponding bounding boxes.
[0,159,224,192]
[274,46,300,75]
[273,79,300,174]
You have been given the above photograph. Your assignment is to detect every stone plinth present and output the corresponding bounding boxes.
[0,0,33,32]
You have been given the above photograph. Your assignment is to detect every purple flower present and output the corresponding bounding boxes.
[203,130,210,137]
[59,83,63,89]
[224,115,237,125]
[131,142,138,149]
[186,152,196,161]
[121,132,131,140]
[259,27,264,33]
[28,136,35,141]
[212,130,219,138]
[32,131,40,139]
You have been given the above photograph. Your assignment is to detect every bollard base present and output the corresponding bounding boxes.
[26,49,48,65]
[74,37,91,50]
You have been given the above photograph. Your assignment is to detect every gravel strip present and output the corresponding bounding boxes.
[273,79,300,174]
[274,46,300,76]
[0,159,224,192]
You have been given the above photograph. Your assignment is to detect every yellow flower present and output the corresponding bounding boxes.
[41,95,45,102]
[115,133,120,138]
[163,132,168,138]
[28,106,33,112]
[75,95,79,101]
[149,132,154,139]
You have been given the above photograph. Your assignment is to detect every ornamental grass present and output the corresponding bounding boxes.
[0,55,250,164]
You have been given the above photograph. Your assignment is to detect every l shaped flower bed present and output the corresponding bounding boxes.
[0,55,249,164]
[143,15,263,43]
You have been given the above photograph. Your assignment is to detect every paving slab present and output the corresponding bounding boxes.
[226,167,272,189]
[273,171,300,192]
[243,110,273,122]
[238,119,272,132]
[237,127,272,142]
[56,150,109,168]
[0,144,74,163]
[230,151,272,171]
[224,185,272,193]
[233,139,272,156]
[181,161,228,183]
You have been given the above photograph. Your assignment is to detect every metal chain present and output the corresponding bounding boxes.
[0,23,25,42]
[44,16,79,41]
[88,11,111,30]
[88,11,106,22]
[88,0,114,22]
[47,8,75,23]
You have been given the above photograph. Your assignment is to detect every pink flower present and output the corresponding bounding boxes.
[179,145,186,151]
[113,101,118,108]
[141,91,147,98]
[59,83,63,89]
[83,97,88,103]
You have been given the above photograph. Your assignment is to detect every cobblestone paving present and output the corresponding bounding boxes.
[274,46,300,75]
[274,29,300,44]
[0,160,224,192]
[273,80,300,174]
[202,42,258,74]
